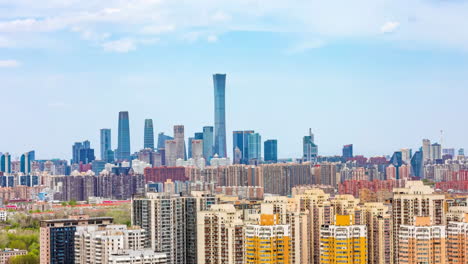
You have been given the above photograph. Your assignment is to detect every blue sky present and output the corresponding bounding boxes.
[1,0,468,160]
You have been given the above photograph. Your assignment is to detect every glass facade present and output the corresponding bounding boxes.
[203,126,214,161]
[100,129,111,161]
[411,151,424,178]
[213,74,227,158]
[233,131,244,163]
[157,133,174,150]
[144,119,155,150]
[117,111,131,161]
[248,133,261,162]
[342,144,353,160]
[0,153,11,173]
[264,139,278,163]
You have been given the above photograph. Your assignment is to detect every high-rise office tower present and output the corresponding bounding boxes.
[117,111,131,161]
[320,215,367,264]
[40,216,114,264]
[459,148,465,156]
[245,214,290,264]
[243,130,255,164]
[248,133,261,163]
[20,150,35,174]
[398,216,446,264]
[0,152,11,173]
[422,139,431,162]
[303,128,318,162]
[233,131,244,163]
[202,126,214,161]
[157,132,173,150]
[411,150,424,178]
[400,148,412,164]
[191,140,203,162]
[188,137,194,159]
[132,192,186,264]
[100,129,112,161]
[72,141,95,164]
[342,144,353,160]
[213,73,227,158]
[430,143,442,160]
[144,119,155,150]
[264,139,278,163]
[164,140,177,167]
[173,125,186,160]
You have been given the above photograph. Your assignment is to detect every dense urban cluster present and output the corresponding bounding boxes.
[1,74,468,264]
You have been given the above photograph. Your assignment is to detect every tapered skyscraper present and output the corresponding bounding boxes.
[213,73,227,158]
[116,111,131,161]
[144,119,155,150]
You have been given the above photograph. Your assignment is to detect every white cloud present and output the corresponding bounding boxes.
[0,60,20,67]
[286,40,325,54]
[101,37,159,52]
[381,21,400,34]
[2,0,468,51]
[102,38,136,53]
[140,24,175,35]
[207,34,218,43]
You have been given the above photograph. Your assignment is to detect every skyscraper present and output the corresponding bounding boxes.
[202,126,214,161]
[72,141,95,164]
[303,128,318,162]
[264,139,278,163]
[116,111,131,161]
[213,73,227,158]
[342,144,353,160]
[430,143,442,160]
[243,130,255,164]
[20,150,35,174]
[144,119,155,150]
[174,125,186,160]
[233,131,244,163]
[0,152,11,173]
[411,150,424,178]
[100,129,111,160]
[248,133,261,163]
[157,132,173,150]
[422,139,431,162]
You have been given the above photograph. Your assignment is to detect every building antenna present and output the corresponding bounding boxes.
[440,130,444,147]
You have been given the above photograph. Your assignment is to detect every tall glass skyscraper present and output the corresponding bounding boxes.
[264,139,278,163]
[248,133,261,163]
[20,150,35,174]
[144,119,155,150]
[100,129,111,160]
[233,131,244,163]
[213,74,227,158]
[243,130,255,164]
[203,126,214,161]
[0,153,11,173]
[117,111,131,161]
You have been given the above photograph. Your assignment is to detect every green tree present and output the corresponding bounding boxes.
[8,240,27,250]
[10,253,39,264]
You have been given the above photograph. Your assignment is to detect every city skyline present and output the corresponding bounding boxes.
[0,93,464,161]
[2,2,468,159]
